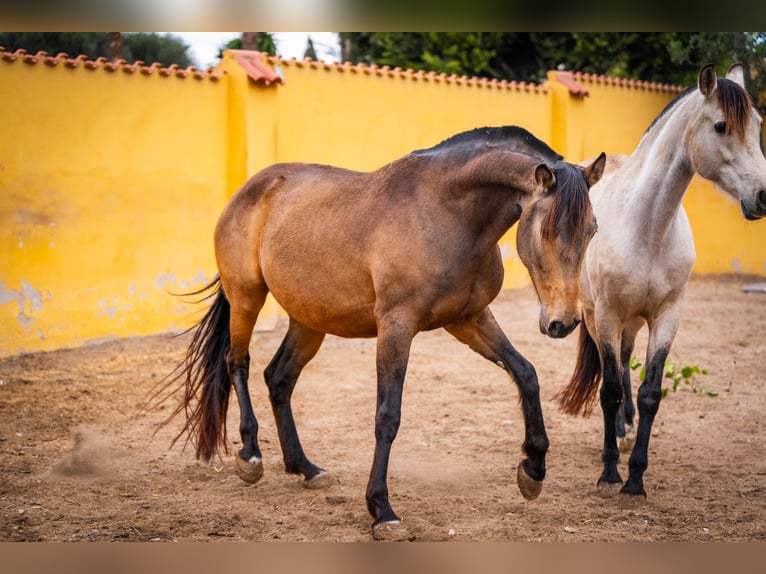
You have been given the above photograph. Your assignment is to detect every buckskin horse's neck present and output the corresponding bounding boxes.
[624,94,698,242]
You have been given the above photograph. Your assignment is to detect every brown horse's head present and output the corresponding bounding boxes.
[516,153,605,338]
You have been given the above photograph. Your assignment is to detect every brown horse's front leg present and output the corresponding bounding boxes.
[445,308,548,500]
[366,318,416,542]
[505,347,548,498]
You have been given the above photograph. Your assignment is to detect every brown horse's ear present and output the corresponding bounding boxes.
[583,152,606,188]
[535,163,554,191]
[725,62,745,88]
[699,63,717,98]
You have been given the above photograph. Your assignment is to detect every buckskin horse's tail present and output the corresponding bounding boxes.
[557,324,602,416]
[152,276,232,461]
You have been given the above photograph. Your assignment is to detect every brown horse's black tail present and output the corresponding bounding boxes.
[556,324,602,416]
[150,276,232,461]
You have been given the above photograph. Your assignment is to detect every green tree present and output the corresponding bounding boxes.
[0,32,194,68]
[121,33,193,68]
[339,32,766,110]
[0,32,109,58]
[217,33,278,59]
[340,32,498,77]
[304,36,318,60]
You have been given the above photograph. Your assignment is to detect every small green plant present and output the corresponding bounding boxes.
[629,357,716,397]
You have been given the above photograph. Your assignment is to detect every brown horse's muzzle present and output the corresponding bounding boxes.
[539,312,581,339]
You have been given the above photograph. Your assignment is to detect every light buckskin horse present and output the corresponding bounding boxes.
[158,126,605,540]
[558,63,766,507]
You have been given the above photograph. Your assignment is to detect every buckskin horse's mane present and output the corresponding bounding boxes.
[643,78,751,142]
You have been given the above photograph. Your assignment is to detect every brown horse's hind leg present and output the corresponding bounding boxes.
[227,292,266,484]
[445,308,548,501]
[264,319,334,487]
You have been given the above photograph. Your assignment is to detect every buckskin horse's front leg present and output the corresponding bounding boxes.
[445,308,548,500]
[366,316,416,542]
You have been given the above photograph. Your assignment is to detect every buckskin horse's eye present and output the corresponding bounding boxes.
[714,121,726,134]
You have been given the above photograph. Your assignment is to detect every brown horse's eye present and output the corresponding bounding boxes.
[714,121,726,134]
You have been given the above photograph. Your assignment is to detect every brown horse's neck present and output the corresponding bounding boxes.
[438,151,535,244]
[376,151,538,256]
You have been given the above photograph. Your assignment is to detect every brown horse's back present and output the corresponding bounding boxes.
[214,159,506,338]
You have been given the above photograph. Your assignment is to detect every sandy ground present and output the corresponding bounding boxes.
[1,276,765,542]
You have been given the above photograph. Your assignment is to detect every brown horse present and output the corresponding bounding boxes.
[157,126,605,540]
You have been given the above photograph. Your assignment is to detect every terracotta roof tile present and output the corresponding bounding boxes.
[228,50,283,85]
[265,54,550,93]
[555,71,590,97]
[0,47,224,81]
[570,71,683,93]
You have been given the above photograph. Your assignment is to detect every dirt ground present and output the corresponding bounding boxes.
[1,275,765,542]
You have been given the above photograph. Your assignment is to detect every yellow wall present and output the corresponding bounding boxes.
[1,50,764,357]
[1,54,230,355]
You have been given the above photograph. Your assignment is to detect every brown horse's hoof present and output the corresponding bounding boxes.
[516,462,543,500]
[618,491,647,510]
[235,456,264,484]
[303,470,337,489]
[596,480,622,498]
[372,520,415,542]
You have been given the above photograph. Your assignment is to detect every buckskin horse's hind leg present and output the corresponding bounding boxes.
[445,308,548,501]
[265,319,335,488]
[617,319,642,452]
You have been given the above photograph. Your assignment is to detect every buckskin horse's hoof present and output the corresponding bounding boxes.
[372,520,415,542]
[619,425,636,453]
[516,462,543,500]
[303,470,337,489]
[235,455,264,484]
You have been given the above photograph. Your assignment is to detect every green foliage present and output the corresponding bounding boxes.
[217,33,277,59]
[339,32,766,110]
[0,32,109,59]
[304,37,318,60]
[340,32,500,78]
[0,32,193,68]
[122,33,193,68]
[630,358,716,398]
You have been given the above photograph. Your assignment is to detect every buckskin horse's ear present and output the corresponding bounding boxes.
[725,62,745,88]
[583,152,606,188]
[534,163,554,191]
[699,63,717,98]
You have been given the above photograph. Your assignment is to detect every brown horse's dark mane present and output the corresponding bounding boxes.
[411,126,591,246]
[410,125,564,164]
[540,162,593,246]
